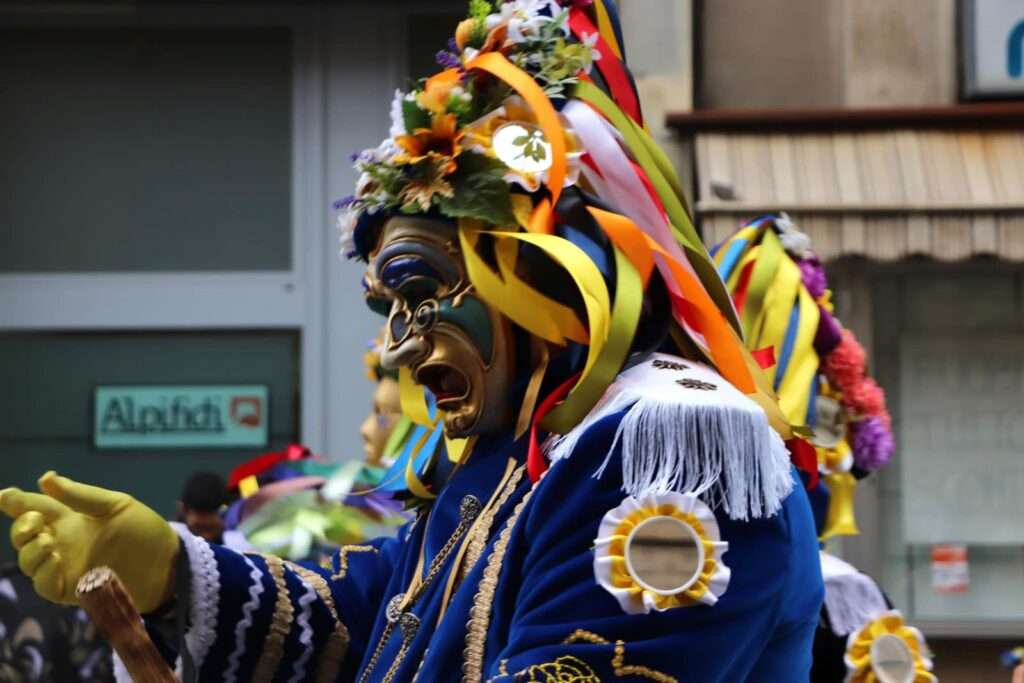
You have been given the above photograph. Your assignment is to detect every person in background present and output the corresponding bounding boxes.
[175,471,228,544]
[713,215,935,682]
[359,339,403,467]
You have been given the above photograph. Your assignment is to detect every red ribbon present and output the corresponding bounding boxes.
[527,373,582,482]
[731,259,756,314]
[568,8,642,125]
[786,437,819,490]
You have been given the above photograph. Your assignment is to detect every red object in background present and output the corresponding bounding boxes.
[227,443,310,490]
[931,544,970,594]
[786,437,819,490]
[229,396,263,427]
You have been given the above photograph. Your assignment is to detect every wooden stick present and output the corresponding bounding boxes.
[76,566,178,683]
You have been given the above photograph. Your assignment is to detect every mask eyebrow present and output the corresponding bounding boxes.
[379,256,444,291]
[375,239,461,287]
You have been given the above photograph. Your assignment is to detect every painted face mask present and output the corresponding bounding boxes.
[364,216,515,438]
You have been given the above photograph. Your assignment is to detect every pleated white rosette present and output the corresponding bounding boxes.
[593,490,730,615]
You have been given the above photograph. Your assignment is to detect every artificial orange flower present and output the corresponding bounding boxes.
[395,112,463,175]
[417,69,461,114]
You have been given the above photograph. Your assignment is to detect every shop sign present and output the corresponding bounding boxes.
[962,0,1024,98]
[94,385,269,449]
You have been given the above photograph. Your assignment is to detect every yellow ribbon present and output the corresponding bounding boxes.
[542,245,642,433]
[404,426,437,500]
[459,225,586,345]
[776,288,820,426]
[742,226,783,343]
[399,366,433,427]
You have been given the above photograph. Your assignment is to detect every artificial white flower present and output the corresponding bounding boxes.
[388,89,407,140]
[776,212,813,257]
[336,207,358,255]
[580,31,603,65]
[488,0,563,45]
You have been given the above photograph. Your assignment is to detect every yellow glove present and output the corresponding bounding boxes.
[0,471,179,613]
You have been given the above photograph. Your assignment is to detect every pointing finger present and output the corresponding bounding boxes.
[38,472,124,518]
[11,511,48,549]
[0,488,67,521]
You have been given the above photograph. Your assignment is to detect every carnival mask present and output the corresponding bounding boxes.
[364,216,515,438]
[360,376,402,466]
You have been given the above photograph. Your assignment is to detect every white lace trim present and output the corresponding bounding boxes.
[225,553,265,683]
[286,572,318,683]
[171,522,220,671]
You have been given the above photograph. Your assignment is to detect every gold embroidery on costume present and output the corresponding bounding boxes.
[463,485,537,683]
[561,630,678,683]
[515,656,601,682]
[251,554,294,683]
[462,464,526,577]
[361,496,482,683]
[331,544,379,581]
[291,564,351,683]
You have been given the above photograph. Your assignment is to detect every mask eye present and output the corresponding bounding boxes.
[397,277,441,307]
[389,309,412,344]
[412,300,439,333]
[366,295,391,317]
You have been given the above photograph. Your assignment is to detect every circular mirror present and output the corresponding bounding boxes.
[810,395,844,449]
[870,634,915,683]
[492,122,552,175]
[624,516,704,595]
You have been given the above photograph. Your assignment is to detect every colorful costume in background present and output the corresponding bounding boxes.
[221,444,407,564]
[0,564,114,683]
[713,215,935,682]
[0,2,824,681]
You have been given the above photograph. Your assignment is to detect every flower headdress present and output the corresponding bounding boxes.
[338,0,791,497]
[712,214,896,537]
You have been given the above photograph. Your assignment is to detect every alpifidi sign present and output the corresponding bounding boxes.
[94,385,269,449]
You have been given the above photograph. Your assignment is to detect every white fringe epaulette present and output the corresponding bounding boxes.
[820,551,889,635]
[545,353,794,521]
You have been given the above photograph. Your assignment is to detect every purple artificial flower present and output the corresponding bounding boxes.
[814,308,843,356]
[798,257,828,299]
[435,48,463,70]
[332,194,356,210]
[851,415,895,470]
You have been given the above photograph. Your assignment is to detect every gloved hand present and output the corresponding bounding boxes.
[0,471,179,613]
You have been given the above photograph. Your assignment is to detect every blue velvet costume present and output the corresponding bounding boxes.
[173,384,823,683]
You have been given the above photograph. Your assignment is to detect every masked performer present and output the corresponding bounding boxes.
[0,3,824,681]
[713,215,935,682]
